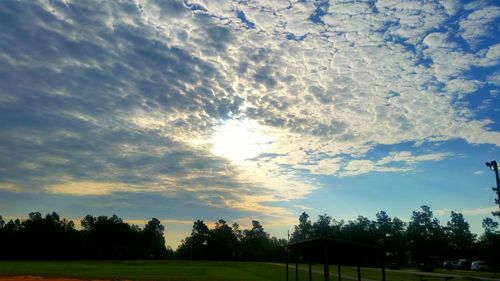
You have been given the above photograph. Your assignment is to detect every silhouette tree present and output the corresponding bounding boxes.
[82,214,144,259]
[245,220,267,239]
[0,212,171,260]
[407,205,447,262]
[291,212,312,241]
[343,215,377,245]
[208,219,238,260]
[143,218,167,258]
[478,217,500,271]
[176,218,286,261]
[177,220,210,259]
[446,211,475,257]
[232,222,243,241]
[231,222,244,259]
[241,220,273,260]
[312,213,333,238]
[482,217,499,234]
[81,214,97,231]
[1,219,21,258]
[29,211,42,221]
[375,211,407,264]
[1,211,81,259]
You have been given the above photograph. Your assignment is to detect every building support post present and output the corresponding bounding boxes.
[324,245,329,281]
[337,264,342,281]
[286,247,289,281]
[296,250,299,281]
[309,250,312,281]
[382,254,386,281]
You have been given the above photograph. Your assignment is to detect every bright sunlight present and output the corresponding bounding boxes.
[210,119,274,164]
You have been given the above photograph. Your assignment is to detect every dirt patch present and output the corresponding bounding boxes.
[0,277,116,281]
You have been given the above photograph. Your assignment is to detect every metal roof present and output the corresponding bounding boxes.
[286,237,385,260]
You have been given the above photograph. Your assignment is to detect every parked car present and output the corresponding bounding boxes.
[457,259,472,270]
[443,261,459,270]
[419,256,440,272]
[388,262,401,269]
[471,261,490,272]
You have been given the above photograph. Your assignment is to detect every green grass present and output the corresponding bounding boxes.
[0,260,322,281]
[433,269,499,279]
[0,261,498,281]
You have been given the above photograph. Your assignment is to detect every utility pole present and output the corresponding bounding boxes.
[485,160,500,217]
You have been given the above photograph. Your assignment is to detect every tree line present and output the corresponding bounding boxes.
[0,212,170,259]
[289,205,500,267]
[176,219,287,261]
[0,212,286,261]
[0,206,499,266]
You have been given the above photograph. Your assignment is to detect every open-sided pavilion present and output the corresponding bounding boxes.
[285,237,386,281]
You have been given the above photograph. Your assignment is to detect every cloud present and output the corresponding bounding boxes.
[340,151,451,177]
[459,5,500,47]
[435,206,498,216]
[0,183,20,192]
[45,181,165,196]
[341,159,411,177]
[0,0,499,220]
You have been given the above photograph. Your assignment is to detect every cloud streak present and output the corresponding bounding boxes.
[435,206,498,216]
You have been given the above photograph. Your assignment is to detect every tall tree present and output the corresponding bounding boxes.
[407,205,447,261]
[312,214,332,238]
[376,211,391,231]
[243,220,266,239]
[446,211,475,257]
[447,211,476,256]
[192,219,209,236]
[291,212,312,241]
[241,220,272,260]
[482,217,499,234]
[478,217,500,269]
[232,222,243,241]
[343,216,377,245]
[144,218,167,258]
[81,214,96,231]
[83,214,143,259]
[208,219,238,260]
[375,211,407,261]
[179,220,210,259]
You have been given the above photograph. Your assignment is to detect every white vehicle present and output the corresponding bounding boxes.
[471,261,490,271]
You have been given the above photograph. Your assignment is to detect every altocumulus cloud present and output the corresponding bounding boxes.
[0,0,499,220]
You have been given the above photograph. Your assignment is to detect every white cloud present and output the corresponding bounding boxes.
[459,6,500,47]
[488,72,500,87]
[0,0,499,218]
[340,151,451,177]
[45,181,166,196]
[297,158,342,176]
[435,206,498,216]
[445,79,481,95]
[0,183,20,192]
[439,1,462,16]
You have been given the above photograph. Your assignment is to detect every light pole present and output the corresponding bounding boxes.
[485,160,500,216]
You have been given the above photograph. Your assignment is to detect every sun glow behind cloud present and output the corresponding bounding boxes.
[210,119,274,164]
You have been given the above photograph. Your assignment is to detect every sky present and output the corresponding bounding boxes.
[0,0,499,249]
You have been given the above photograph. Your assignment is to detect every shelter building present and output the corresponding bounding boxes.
[285,237,386,281]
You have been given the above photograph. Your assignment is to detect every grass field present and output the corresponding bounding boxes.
[0,261,498,281]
